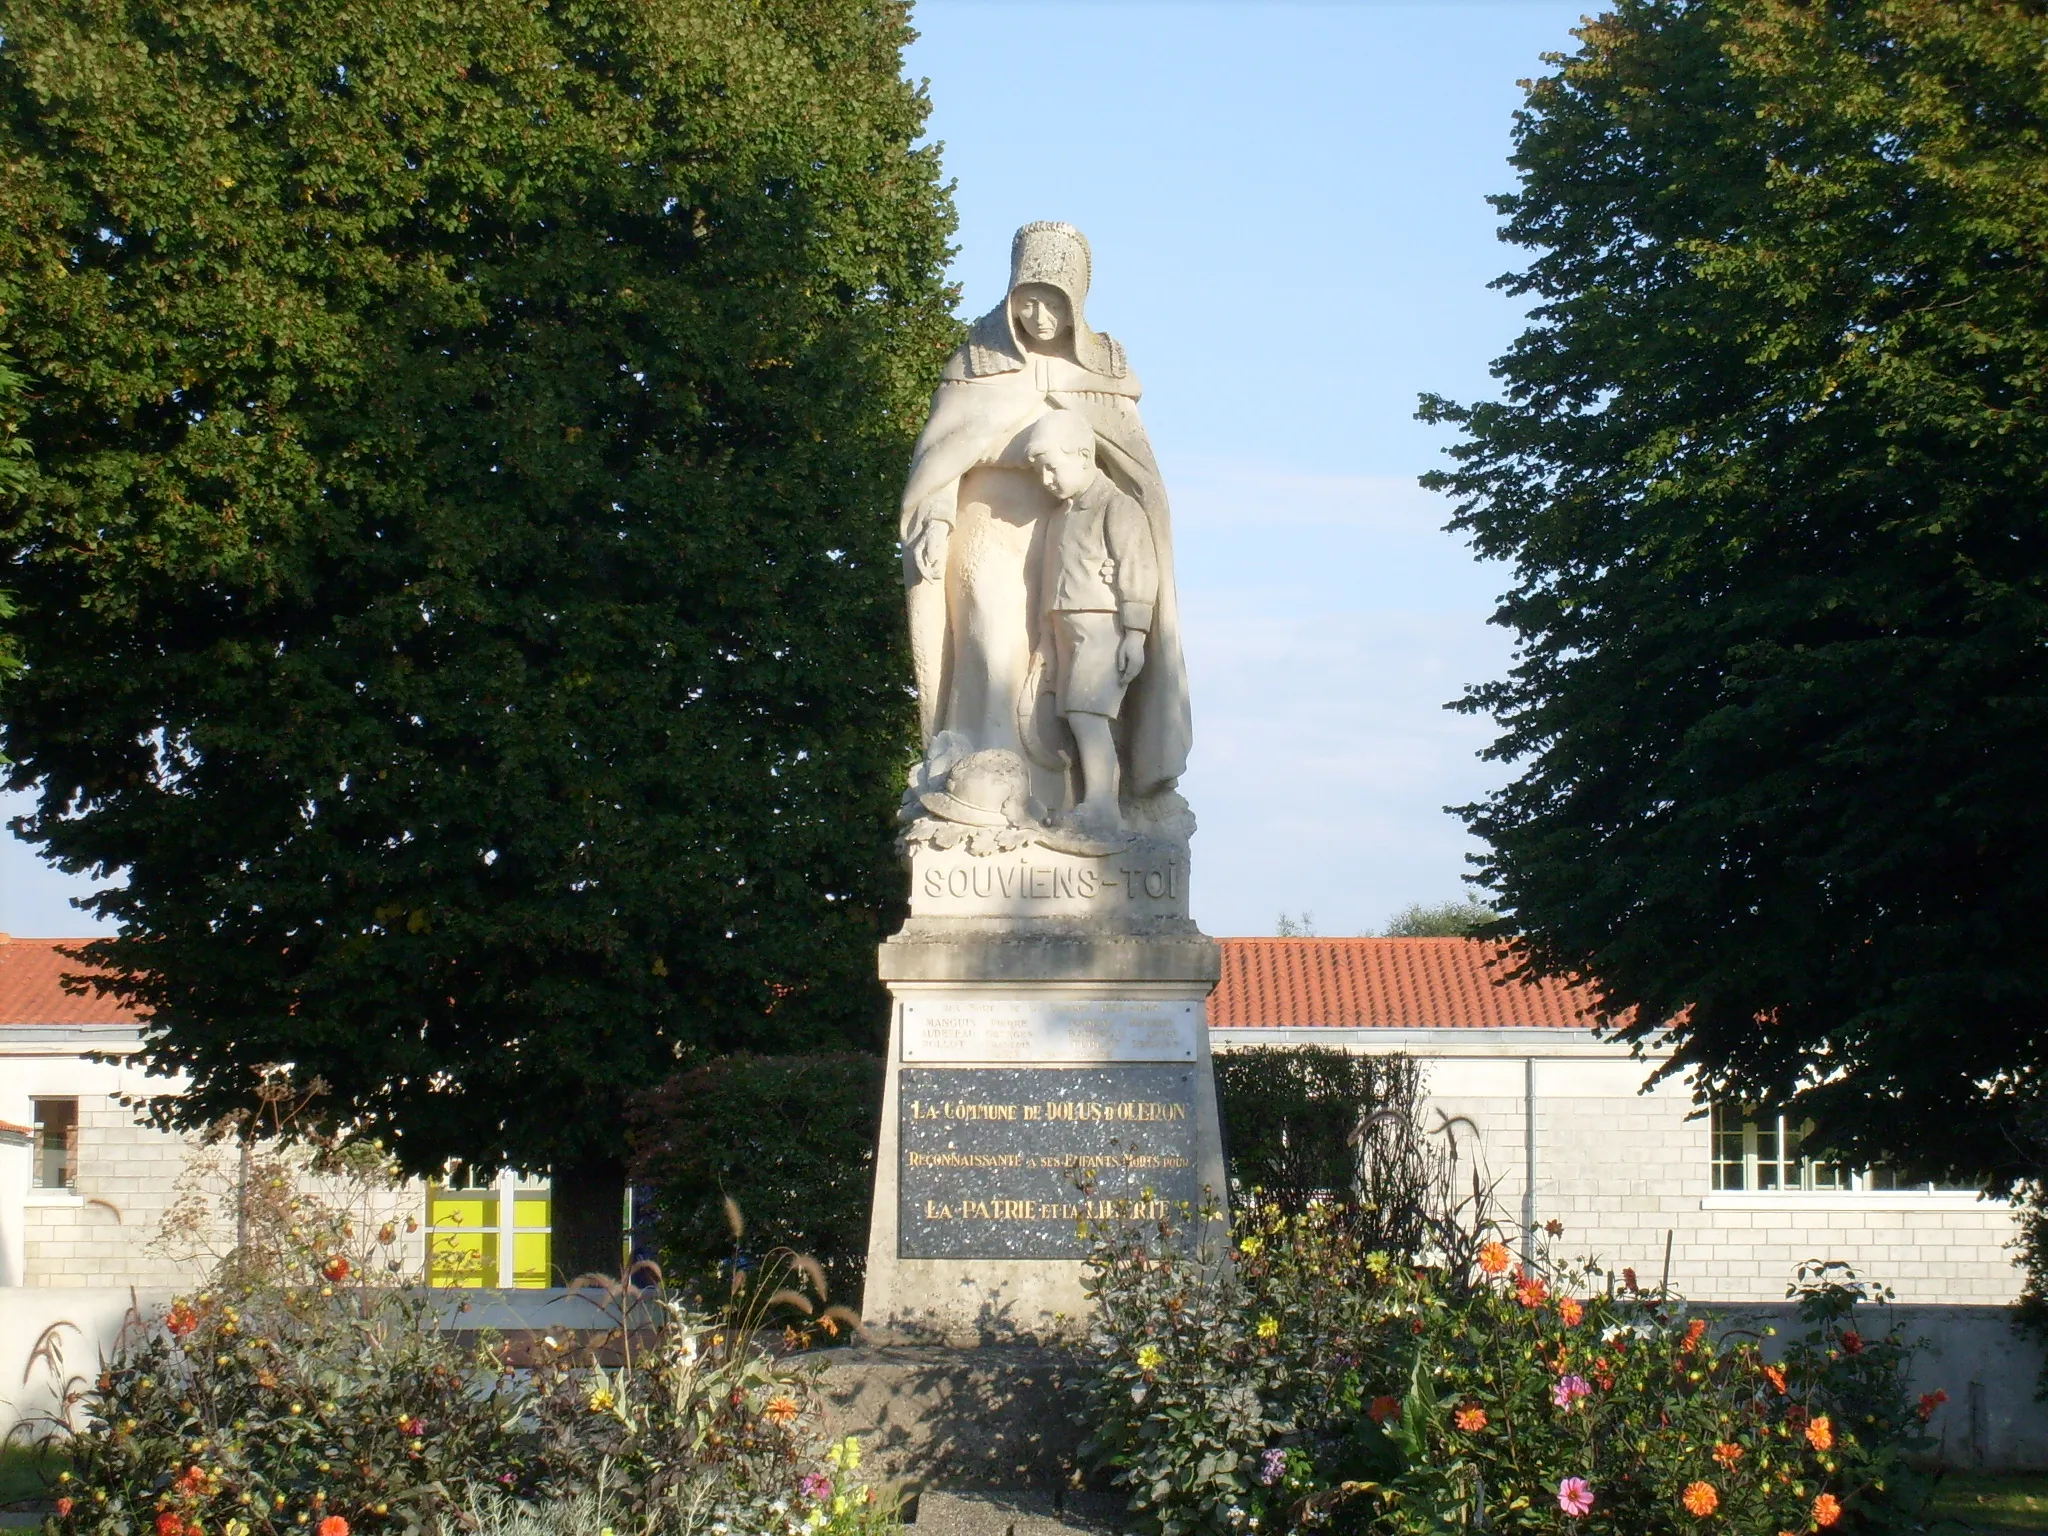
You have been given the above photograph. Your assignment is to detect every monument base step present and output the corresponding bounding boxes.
[904,1489,1122,1536]
[811,1343,1094,1489]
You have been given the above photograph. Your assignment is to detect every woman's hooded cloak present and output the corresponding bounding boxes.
[900,222,1193,800]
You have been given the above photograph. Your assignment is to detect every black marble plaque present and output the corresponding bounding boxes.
[898,1065,1202,1259]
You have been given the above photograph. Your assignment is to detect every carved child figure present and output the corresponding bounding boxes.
[1024,410,1159,837]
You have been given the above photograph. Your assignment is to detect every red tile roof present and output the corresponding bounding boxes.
[1213,938,1603,1030]
[0,936,145,1026]
[1,934,1602,1032]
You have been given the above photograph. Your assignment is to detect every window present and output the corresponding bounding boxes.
[426,1168,552,1288]
[1710,1104,1976,1194]
[31,1098,78,1191]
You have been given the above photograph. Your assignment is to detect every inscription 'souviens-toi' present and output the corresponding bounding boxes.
[897,1066,1203,1260]
[916,858,1182,903]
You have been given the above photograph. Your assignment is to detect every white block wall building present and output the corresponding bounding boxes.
[1,931,2027,1306]
[1209,938,2022,1305]
[0,936,516,1294]
[0,937,204,1290]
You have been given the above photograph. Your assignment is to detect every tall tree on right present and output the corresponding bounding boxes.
[1424,0,2048,1194]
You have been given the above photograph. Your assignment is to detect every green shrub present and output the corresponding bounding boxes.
[1380,901,1499,939]
[1082,1207,1940,1536]
[630,1055,883,1307]
[55,1286,520,1536]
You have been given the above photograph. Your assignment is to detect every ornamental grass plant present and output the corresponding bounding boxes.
[1082,1203,1941,1536]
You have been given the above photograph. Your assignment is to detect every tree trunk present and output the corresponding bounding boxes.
[550,1153,628,1285]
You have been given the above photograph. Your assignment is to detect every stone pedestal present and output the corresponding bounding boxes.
[861,844,1225,1341]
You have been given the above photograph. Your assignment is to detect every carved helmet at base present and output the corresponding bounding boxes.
[919,748,1034,829]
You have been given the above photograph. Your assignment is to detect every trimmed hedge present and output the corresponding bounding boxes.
[1215,1046,1426,1211]
[630,1054,883,1306]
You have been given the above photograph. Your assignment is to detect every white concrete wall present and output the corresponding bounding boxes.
[3,1034,432,1289]
[0,1285,178,1444]
[1213,1030,2025,1306]
[1,1036,210,1289]
[1714,1302,2048,1472]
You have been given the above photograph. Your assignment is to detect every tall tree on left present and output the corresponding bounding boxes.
[0,0,957,1278]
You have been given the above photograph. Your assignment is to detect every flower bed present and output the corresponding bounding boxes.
[1082,1204,1940,1535]
[41,1270,890,1536]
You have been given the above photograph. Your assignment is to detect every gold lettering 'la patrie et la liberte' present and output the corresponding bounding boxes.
[905,1098,1191,1123]
[919,1197,1175,1224]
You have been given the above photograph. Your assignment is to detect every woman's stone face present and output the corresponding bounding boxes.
[1011,284,1070,345]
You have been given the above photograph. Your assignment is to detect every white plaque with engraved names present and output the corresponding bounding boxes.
[900,998,1199,1063]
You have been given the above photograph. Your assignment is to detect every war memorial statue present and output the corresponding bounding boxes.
[861,223,1226,1338]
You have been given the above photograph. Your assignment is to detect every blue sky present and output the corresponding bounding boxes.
[0,0,1589,939]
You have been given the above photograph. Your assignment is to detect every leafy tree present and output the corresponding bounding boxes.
[1423,0,2048,1192]
[1381,899,1499,939]
[0,0,956,1275]
[0,343,31,687]
[1274,910,1318,938]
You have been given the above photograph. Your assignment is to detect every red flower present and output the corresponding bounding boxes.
[1621,1267,1638,1292]
[319,1517,350,1536]
[1542,1219,1565,1237]
[321,1255,351,1282]
[1813,1492,1842,1528]
[1838,1330,1863,1355]
[1558,1296,1584,1327]
[1683,1318,1708,1351]
[1516,1274,1550,1309]
[1367,1395,1402,1424]
[164,1303,199,1340]
[157,1515,184,1536]
[1761,1364,1787,1393]
[55,1498,73,1517]
[174,1466,206,1496]
[1478,1241,1511,1276]
[1918,1389,1950,1420]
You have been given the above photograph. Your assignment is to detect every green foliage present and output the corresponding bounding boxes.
[516,1265,872,1536]
[1421,0,2048,1188]
[1082,1208,1940,1536]
[49,1277,890,1536]
[0,0,956,1183]
[1380,901,1500,939]
[56,1288,517,1536]
[1214,1048,1445,1254]
[0,342,30,690]
[39,1139,889,1536]
[629,1055,883,1307]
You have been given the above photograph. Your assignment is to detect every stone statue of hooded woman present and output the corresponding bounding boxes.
[899,222,1193,831]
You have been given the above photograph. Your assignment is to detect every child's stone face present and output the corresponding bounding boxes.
[1033,444,1094,501]
[1011,284,1070,344]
